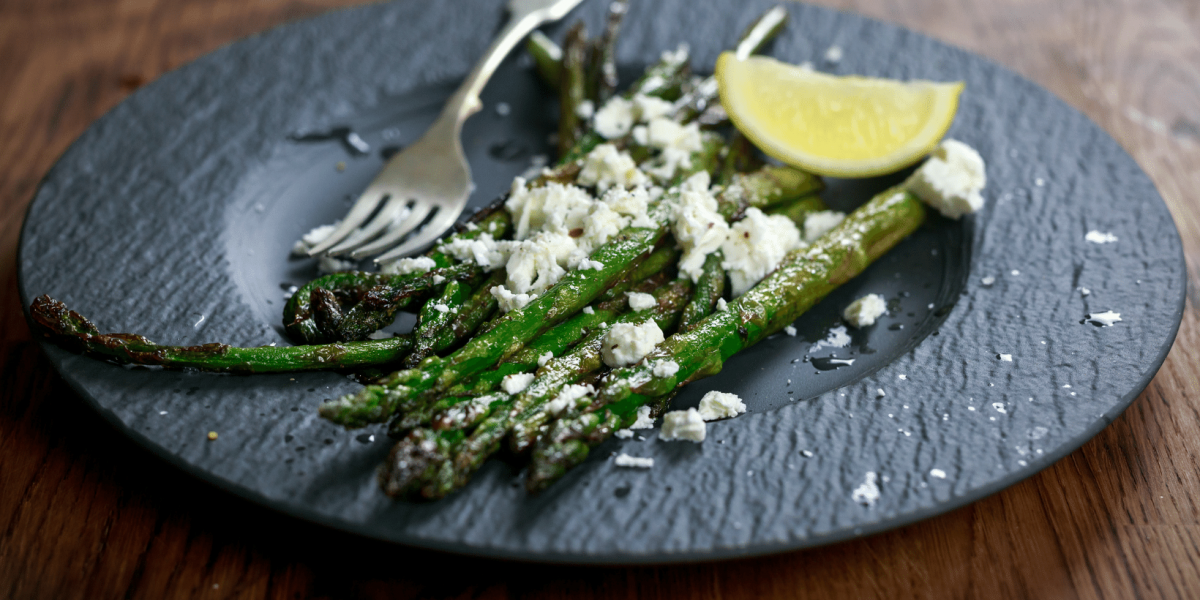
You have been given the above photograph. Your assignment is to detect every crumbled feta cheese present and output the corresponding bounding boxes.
[538,351,554,367]
[631,125,648,145]
[579,259,605,270]
[629,405,654,429]
[501,372,536,395]
[981,276,996,286]
[546,383,594,416]
[633,93,674,122]
[644,118,703,181]
[593,96,635,139]
[367,330,392,340]
[721,207,804,297]
[930,468,947,479]
[824,44,843,63]
[292,223,338,256]
[852,472,880,506]
[1085,230,1118,244]
[441,233,510,270]
[433,303,450,314]
[317,256,357,275]
[615,429,634,439]
[999,353,1013,362]
[575,99,595,119]
[504,231,577,294]
[844,293,887,328]
[627,292,656,311]
[579,202,630,252]
[672,180,729,282]
[651,360,679,378]
[491,285,536,313]
[784,325,797,336]
[582,306,595,315]
[697,391,746,421]
[876,388,886,398]
[659,408,706,442]
[382,255,437,275]
[432,275,446,285]
[904,139,987,219]
[803,210,846,243]
[601,321,665,367]
[716,298,728,312]
[1085,310,1122,327]
[504,178,594,240]
[614,453,654,468]
[577,144,647,193]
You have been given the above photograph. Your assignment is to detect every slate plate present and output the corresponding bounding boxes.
[18,0,1186,563]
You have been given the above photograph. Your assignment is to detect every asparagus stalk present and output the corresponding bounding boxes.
[378,278,692,499]
[586,0,627,104]
[526,31,562,88]
[29,295,414,374]
[558,23,588,157]
[399,280,471,368]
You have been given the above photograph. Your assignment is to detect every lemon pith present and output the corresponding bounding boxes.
[716,52,964,178]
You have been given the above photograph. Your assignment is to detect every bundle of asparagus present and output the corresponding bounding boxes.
[30,3,985,499]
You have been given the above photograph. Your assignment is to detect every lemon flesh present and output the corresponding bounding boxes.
[716,52,964,178]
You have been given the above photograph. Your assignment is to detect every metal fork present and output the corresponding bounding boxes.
[307,0,585,263]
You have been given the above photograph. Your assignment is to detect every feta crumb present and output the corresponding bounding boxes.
[659,408,706,442]
[633,93,674,122]
[292,223,338,256]
[697,391,746,421]
[433,303,450,314]
[903,139,987,219]
[546,383,594,416]
[491,285,536,313]
[615,429,634,439]
[582,306,595,315]
[501,372,536,395]
[672,179,729,281]
[577,144,647,193]
[367,330,392,340]
[721,207,804,296]
[575,99,595,119]
[614,453,654,468]
[1080,287,1091,296]
[644,117,703,181]
[1085,310,1122,327]
[382,255,437,275]
[627,292,656,311]
[852,471,880,506]
[981,276,996,286]
[441,232,510,270]
[716,298,728,312]
[824,44,843,63]
[629,405,655,430]
[929,468,947,479]
[593,96,635,139]
[803,210,846,243]
[432,275,446,285]
[876,388,886,398]
[601,321,665,367]
[503,231,577,294]
[504,178,594,241]
[1085,230,1118,244]
[651,360,679,378]
[579,259,605,270]
[999,353,1013,362]
[843,293,887,328]
[538,351,554,367]
[784,325,797,336]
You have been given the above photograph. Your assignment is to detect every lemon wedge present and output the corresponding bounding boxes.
[716,52,964,178]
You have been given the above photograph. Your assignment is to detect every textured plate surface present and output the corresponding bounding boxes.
[18,0,1186,563]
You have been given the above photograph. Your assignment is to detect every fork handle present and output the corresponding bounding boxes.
[440,0,582,126]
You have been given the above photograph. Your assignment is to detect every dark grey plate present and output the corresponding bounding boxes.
[17,0,1186,563]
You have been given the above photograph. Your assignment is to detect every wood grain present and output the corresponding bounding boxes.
[1,0,1197,598]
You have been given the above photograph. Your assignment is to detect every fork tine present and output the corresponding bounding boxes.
[325,196,412,256]
[372,205,460,263]
[306,186,389,256]
[348,202,435,259]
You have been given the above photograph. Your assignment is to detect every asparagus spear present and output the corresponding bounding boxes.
[29,295,414,374]
[558,23,589,157]
[526,31,562,88]
[399,280,471,368]
[378,278,693,498]
[526,188,927,489]
[586,0,627,104]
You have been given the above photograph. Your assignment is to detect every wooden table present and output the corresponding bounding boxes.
[2,0,1197,597]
